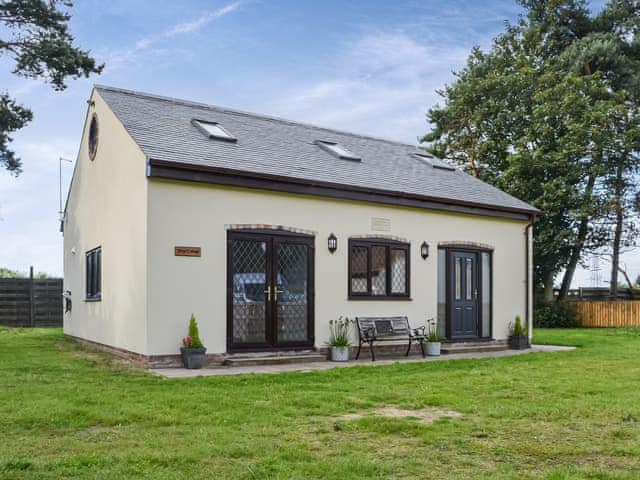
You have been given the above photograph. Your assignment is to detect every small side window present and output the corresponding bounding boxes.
[85,247,101,300]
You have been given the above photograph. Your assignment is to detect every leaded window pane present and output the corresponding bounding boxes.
[390,249,406,294]
[276,243,308,342]
[350,245,368,293]
[232,240,267,344]
[349,240,409,298]
[371,246,386,296]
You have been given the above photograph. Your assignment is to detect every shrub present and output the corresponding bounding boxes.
[510,315,528,336]
[186,314,204,348]
[534,301,578,328]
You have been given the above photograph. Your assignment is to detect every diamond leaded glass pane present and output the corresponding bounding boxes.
[350,245,368,293]
[390,249,406,294]
[276,243,308,342]
[371,246,386,296]
[232,240,267,344]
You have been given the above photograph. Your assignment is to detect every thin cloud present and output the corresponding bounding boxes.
[165,2,241,36]
[264,31,467,143]
[110,2,241,68]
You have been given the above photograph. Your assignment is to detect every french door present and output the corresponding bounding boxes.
[227,230,314,351]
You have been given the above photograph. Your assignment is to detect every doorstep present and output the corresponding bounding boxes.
[223,352,326,367]
[150,344,575,379]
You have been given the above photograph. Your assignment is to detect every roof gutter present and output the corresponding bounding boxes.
[147,158,541,221]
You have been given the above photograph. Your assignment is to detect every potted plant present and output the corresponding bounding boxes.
[180,314,207,369]
[425,318,442,356]
[327,317,351,362]
[508,315,529,350]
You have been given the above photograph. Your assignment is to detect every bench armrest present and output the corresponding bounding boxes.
[411,325,426,337]
[360,326,375,341]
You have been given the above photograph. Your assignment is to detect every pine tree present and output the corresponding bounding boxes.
[424,0,640,300]
[1,0,103,174]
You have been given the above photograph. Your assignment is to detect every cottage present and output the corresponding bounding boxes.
[62,85,538,366]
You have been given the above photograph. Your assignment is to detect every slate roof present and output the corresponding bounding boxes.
[96,85,538,216]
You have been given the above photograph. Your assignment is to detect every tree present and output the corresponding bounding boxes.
[0,267,50,278]
[424,0,640,301]
[565,0,640,296]
[0,0,103,175]
[0,267,23,278]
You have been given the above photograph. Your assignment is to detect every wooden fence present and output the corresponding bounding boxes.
[0,271,62,327]
[575,300,640,328]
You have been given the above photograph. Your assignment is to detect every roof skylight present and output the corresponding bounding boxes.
[413,152,455,171]
[192,119,237,142]
[314,140,361,161]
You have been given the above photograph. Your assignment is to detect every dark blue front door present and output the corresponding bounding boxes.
[449,251,479,339]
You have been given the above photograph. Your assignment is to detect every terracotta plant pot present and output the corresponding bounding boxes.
[180,347,207,369]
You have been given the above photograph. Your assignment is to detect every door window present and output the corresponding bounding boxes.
[231,240,267,344]
[228,232,314,350]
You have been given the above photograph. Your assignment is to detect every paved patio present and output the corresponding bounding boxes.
[150,344,575,379]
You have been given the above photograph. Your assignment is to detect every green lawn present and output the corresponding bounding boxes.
[1,328,640,479]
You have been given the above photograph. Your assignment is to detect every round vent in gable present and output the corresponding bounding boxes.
[88,114,99,160]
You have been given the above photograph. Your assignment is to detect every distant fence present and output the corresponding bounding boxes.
[557,287,640,301]
[575,300,640,328]
[0,271,62,327]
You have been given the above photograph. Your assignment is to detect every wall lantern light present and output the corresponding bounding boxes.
[420,241,429,259]
[328,233,338,253]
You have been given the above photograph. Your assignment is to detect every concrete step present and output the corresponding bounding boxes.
[223,352,326,367]
[441,343,508,355]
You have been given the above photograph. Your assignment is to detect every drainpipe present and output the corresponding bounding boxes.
[525,215,535,340]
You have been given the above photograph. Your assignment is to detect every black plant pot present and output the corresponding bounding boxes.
[180,347,207,369]
[508,335,530,350]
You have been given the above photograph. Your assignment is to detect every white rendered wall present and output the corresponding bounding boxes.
[146,180,529,356]
[63,90,148,355]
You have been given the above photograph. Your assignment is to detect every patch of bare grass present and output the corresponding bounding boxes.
[340,406,461,425]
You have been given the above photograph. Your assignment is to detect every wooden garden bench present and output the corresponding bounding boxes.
[355,316,426,361]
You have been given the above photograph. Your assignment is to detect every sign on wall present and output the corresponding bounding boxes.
[174,246,202,257]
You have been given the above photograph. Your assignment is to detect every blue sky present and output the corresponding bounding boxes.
[1,0,632,286]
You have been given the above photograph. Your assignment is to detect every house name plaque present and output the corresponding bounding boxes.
[174,246,201,257]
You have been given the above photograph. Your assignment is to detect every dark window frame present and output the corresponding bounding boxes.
[85,247,102,301]
[348,238,410,300]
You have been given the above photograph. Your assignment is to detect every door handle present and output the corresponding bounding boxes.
[474,289,479,299]
[274,287,284,301]
[264,286,272,301]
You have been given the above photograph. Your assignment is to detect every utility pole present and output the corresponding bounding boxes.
[59,157,73,224]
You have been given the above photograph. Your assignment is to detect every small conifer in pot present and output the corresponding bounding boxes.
[180,314,207,368]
